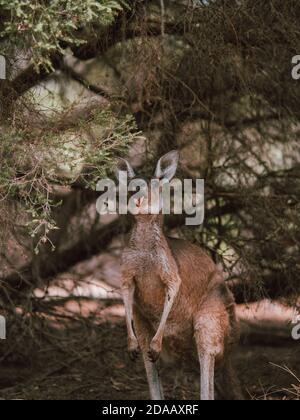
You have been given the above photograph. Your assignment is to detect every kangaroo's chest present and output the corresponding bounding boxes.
[124,248,172,278]
[135,251,166,305]
[123,249,166,314]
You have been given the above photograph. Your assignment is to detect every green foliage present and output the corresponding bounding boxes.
[0,108,140,253]
[0,0,126,70]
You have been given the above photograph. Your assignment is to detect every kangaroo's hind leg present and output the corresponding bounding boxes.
[133,307,164,400]
[194,311,228,401]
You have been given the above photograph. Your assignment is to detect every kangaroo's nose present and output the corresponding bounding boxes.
[134,197,145,208]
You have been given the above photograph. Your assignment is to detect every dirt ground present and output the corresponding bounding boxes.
[0,314,299,401]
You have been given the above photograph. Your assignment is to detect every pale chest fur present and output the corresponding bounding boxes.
[123,247,172,278]
[122,219,185,328]
[122,247,174,321]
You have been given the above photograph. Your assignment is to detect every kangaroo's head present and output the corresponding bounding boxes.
[115,151,179,219]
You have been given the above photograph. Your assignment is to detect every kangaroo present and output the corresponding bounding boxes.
[116,151,242,400]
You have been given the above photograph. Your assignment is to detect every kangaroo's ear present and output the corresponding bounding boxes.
[154,150,179,181]
[115,157,135,181]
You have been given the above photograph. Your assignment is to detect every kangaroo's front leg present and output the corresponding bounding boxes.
[148,273,181,363]
[122,276,139,361]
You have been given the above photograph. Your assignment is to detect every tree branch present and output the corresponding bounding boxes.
[0,0,188,108]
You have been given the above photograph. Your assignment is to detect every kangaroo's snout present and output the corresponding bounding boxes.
[134,196,145,208]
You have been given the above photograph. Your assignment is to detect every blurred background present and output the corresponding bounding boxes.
[0,0,299,400]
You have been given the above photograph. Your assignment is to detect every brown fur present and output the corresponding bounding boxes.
[121,215,242,400]
[118,151,242,400]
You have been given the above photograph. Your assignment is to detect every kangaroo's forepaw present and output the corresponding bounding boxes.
[148,340,161,363]
[128,339,140,362]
